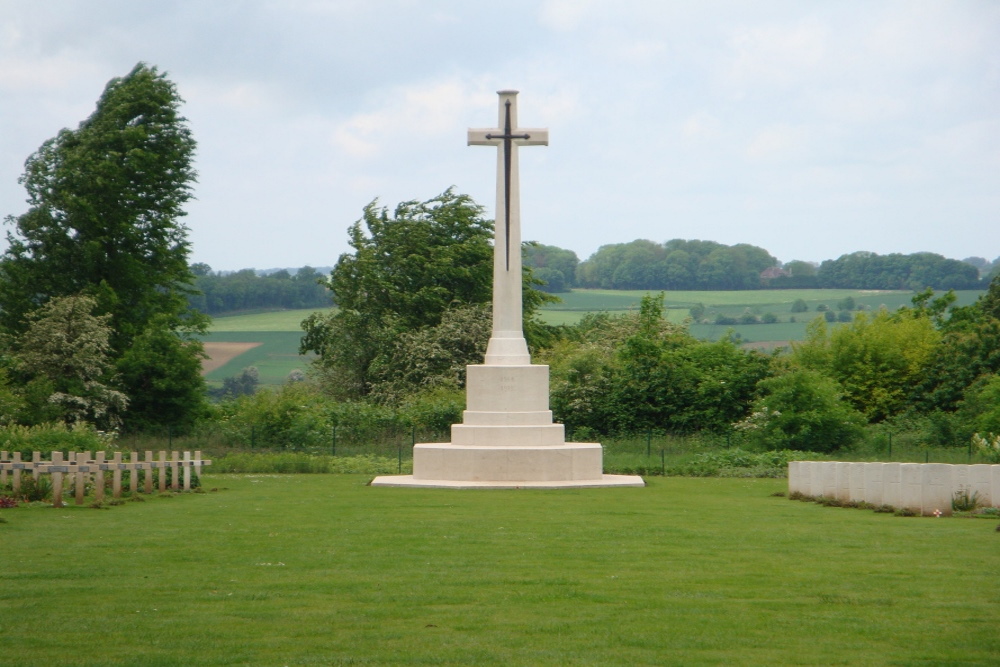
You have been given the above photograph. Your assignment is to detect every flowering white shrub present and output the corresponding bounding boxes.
[971,432,1000,463]
[732,407,780,432]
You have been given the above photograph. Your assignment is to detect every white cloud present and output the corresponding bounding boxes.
[329,78,489,160]
[681,112,723,143]
[745,124,809,162]
[724,18,829,91]
[0,54,105,93]
[538,0,600,31]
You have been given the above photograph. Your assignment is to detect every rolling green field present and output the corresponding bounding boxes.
[546,289,984,347]
[207,309,335,333]
[202,331,315,386]
[1,474,996,665]
[202,290,985,384]
[202,309,333,386]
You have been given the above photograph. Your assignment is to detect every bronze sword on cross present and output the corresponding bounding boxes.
[468,91,549,271]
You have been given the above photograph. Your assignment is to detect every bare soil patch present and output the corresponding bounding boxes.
[201,341,262,375]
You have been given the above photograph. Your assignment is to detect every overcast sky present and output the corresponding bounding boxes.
[2,1,998,272]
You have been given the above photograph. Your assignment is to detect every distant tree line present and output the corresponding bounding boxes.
[770,251,984,291]
[522,243,580,293]
[186,265,332,315]
[522,239,996,292]
[573,239,778,291]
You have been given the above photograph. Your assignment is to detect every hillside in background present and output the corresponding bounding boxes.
[192,242,997,317]
[201,288,987,385]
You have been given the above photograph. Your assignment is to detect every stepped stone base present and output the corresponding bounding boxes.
[370,362,644,489]
[372,443,644,488]
[415,442,600,481]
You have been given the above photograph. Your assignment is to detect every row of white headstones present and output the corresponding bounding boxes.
[788,460,1000,516]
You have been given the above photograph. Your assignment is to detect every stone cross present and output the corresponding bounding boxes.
[468,90,548,365]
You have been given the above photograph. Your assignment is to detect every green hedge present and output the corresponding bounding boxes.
[0,423,115,457]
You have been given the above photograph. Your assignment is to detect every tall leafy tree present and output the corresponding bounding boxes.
[0,62,207,430]
[302,189,552,401]
[912,275,1000,413]
[116,315,207,434]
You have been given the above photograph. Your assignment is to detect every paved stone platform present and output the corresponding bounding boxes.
[370,474,645,489]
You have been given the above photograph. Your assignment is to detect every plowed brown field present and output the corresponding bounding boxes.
[201,341,262,375]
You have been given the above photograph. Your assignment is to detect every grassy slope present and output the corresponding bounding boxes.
[1,474,996,665]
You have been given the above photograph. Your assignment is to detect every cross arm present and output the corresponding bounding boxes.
[468,129,498,146]
[468,128,550,146]
[517,129,549,146]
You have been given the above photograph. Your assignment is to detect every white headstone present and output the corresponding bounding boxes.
[900,463,922,513]
[882,462,902,508]
[921,463,953,517]
[821,461,837,499]
[795,461,812,496]
[967,464,991,506]
[849,462,866,503]
[787,461,801,495]
[835,461,852,502]
[864,462,884,506]
[810,461,825,498]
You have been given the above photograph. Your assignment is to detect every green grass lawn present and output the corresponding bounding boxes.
[2,474,997,665]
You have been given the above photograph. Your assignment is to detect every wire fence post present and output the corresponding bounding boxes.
[660,448,665,476]
[398,441,402,474]
[646,429,651,457]
[331,425,337,457]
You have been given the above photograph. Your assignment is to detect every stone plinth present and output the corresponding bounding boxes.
[371,363,644,489]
